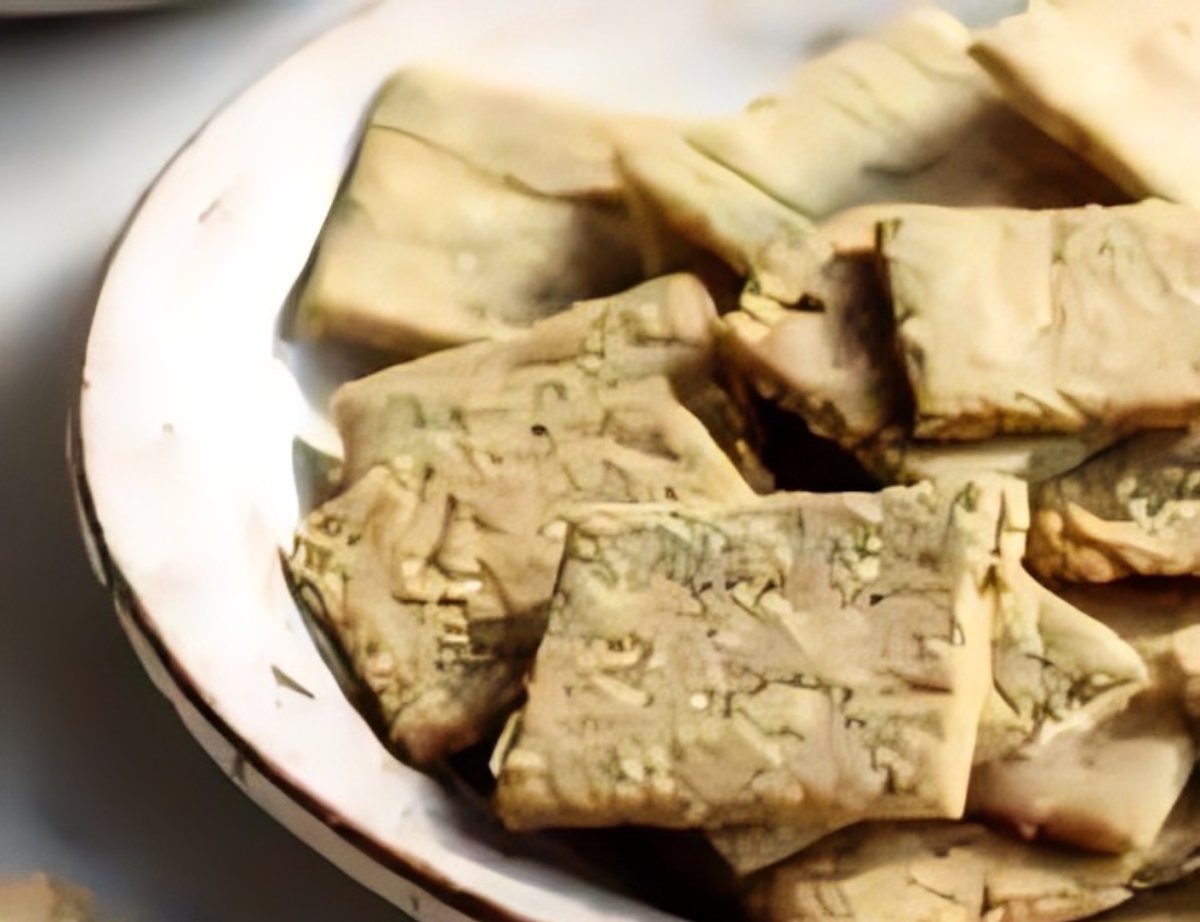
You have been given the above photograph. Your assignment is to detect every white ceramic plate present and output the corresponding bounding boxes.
[71,1,1200,920]
[73,3,889,919]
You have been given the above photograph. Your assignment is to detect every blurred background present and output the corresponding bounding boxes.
[0,2,1022,920]
[0,4,411,919]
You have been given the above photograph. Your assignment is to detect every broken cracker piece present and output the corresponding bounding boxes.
[970,691,1195,855]
[1028,430,1200,583]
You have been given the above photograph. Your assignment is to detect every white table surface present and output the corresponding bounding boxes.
[0,4,411,919]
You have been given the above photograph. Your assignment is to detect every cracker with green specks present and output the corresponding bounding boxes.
[493,479,1003,831]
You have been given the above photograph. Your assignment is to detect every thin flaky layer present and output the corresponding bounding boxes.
[873,434,1116,489]
[976,490,1148,765]
[717,203,909,461]
[969,691,1195,856]
[722,271,905,451]
[966,576,1200,867]
[369,67,631,200]
[494,479,1006,832]
[1056,578,1200,739]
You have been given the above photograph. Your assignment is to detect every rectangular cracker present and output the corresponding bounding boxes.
[290,377,753,765]
[880,200,1200,439]
[493,479,1003,831]
[332,274,763,488]
[295,70,648,355]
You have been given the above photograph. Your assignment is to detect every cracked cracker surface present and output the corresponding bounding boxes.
[493,479,1005,831]
[711,478,1145,876]
[289,276,757,764]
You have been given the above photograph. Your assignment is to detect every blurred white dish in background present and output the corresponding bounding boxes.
[0,0,182,15]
